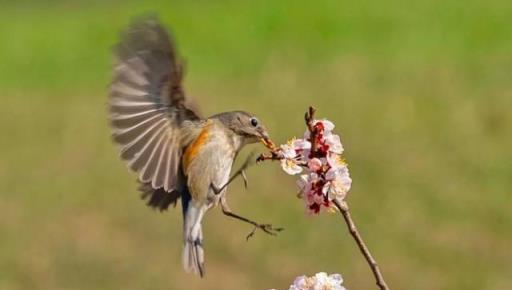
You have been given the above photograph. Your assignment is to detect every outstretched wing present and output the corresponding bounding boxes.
[109,16,200,192]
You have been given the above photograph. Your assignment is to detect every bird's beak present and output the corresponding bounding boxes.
[259,132,276,151]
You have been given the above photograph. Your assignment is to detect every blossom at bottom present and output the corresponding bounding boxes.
[287,272,346,290]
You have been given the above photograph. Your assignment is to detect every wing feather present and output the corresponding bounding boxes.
[140,128,169,181]
[109,15,201,193]
[153,136,171,189]
[127,122,169,174]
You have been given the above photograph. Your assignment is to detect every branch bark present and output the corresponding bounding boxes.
[305,106,318,153]
[333,199,390,290]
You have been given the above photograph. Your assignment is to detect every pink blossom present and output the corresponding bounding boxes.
[279,117,351,214]
[307,158,323,171]
[316,119,335,132]
[304,119,335,139]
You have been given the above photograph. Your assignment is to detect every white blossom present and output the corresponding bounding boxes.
[292,138,311,151]
[287,272,346,290]
[324,133,344,154]
[316,119,335,132]
[281,159,302,175]
[279,143,302,175]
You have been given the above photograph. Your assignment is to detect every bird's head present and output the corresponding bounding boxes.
[212,111,273,149]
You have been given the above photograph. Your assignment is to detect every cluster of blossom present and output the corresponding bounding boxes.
[287,272,346,290]
[279,119,352,214]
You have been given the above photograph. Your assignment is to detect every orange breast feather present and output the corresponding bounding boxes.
[182,121,212,172]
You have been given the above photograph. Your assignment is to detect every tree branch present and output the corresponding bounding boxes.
[333,199,390,290]
[304,106,318,153]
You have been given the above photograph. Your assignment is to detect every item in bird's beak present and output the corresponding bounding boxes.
[260,136,277,151]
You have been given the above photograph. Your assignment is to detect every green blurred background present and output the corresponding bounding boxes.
[1,1,511,289]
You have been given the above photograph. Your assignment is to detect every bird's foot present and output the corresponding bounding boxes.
[246,223,284,241]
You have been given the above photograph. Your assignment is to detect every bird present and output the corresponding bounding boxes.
[108,15,282,278]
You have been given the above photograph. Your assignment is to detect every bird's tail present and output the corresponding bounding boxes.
[181,190,206,277]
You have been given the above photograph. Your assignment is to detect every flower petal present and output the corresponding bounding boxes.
[281,159,303,175]
[315,119,335,131]
[292,138,311,150]
[307,158,323,171]
[325,133,344,154]
[280,143,297,159]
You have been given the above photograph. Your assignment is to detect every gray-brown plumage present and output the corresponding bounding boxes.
[108,15,281,278]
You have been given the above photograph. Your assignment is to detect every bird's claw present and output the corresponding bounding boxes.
[246,223,284,241]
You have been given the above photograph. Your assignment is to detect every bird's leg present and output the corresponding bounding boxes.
[211,152,255,195]
[219,196,283,240]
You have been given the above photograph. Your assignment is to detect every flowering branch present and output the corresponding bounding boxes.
[258,106,390,290]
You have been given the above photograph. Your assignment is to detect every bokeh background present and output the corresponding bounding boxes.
[1,1,511,289]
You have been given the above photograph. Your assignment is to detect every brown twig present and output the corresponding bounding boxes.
[304,106,318,153]
[256,151,281,163]
[333,199,390,290]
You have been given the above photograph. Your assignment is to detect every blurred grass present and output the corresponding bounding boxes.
[1,1,511,290]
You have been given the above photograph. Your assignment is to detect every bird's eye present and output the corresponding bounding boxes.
[250,118,258,127]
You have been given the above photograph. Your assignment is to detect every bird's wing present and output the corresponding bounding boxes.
[109,15,200,192]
